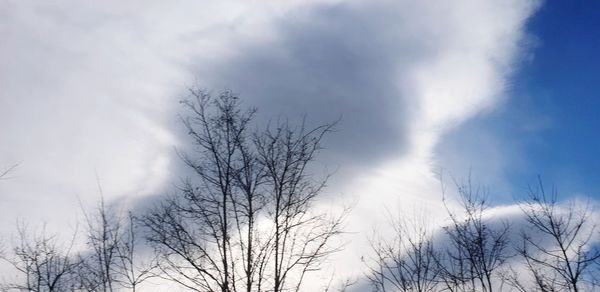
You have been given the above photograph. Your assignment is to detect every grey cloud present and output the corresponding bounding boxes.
[194,2,433,168]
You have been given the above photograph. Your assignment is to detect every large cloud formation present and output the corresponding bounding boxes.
[0,0,540,288]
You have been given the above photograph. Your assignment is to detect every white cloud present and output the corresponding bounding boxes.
[0,0,542,289]
[0,0,312,232]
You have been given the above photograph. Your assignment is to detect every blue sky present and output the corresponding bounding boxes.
[439,0,600,201]
[516,0,600,196]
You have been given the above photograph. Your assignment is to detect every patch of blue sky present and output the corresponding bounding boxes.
[437,1,600,202]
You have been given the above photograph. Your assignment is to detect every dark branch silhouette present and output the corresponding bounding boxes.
[2,222,80,291]
[142,89,346,292]
[506,178,600,292]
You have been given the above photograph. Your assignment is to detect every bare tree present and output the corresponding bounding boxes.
[143,89,262,292]
[113,212,157,292]
[438,179,512,292]
[2,222,80,291]
[143,89,345,292]
[231,113,271,292]
[365,215,441,292]
[255,118,346,292]
[77,196,122,292]
[507,178,600,292]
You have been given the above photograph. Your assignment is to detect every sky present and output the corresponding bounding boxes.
[437,0,600,201]
[1,0,599,289]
